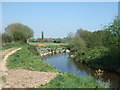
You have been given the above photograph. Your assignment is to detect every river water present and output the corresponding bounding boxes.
[43,53,120,88]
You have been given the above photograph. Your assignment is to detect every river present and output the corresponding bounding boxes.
[43,52,120,88]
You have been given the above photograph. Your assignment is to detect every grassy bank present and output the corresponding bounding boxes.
[6,44,109,88]
[1,43,26,50]
[6,44,57,72]
[41,73,109,88]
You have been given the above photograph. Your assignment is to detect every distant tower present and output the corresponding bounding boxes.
[41,31,44,39]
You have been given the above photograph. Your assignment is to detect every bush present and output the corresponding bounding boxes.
[73,46,109,62]
[27,45,39,55]
[81,46,109,61]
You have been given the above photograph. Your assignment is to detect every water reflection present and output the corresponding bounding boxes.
[43,53,120,88]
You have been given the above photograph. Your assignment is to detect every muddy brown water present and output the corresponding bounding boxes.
[43,53,120,88]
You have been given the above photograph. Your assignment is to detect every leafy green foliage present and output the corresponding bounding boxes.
[76,29,106,48]
[68,17,120,73]
[86,17,120,72]
[87,30,106,48]
[104,17,120,56]
[2,33,13,43]
[68,35,86,52]
[81,46,109,61]
[5,23,33,43]
[53,38,62,43]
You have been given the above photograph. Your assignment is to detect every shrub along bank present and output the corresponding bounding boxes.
[68,17,120,74]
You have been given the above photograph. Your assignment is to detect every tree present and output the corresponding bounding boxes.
[87,30,106,48]
[76,29,106,48]
[76,29,90,40]
[68,35,86,61]
[41,31,44,40]
[5,23,33,43]
[68,35,86,53]
[76,29,94,48]
[2,33,13,44]
[104,17,120,56]
[53,38,62,43]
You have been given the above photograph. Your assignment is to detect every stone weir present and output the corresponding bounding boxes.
[37,47,70,57]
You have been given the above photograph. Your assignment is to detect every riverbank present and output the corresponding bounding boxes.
[42,53,116,88]
[41,73,109,88]
[2,44,109,88]
[1,44,58,88]
[87,55,120,74]
[69,50,120,75]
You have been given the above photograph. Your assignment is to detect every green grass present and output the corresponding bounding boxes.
[41,73,109,88]
[28,42,68,50]
[1,43,27,50]
[7,44,57,72]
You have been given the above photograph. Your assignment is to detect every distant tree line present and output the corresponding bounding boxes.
[29,37,68,43]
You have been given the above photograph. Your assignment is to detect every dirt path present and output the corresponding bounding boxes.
[0,48,57,88]
[0,48,15,61]
[3,69,57,88]
[0,48,22,73]
[0,48,22,89]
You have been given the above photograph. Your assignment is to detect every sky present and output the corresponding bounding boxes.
[2,2,118,38]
